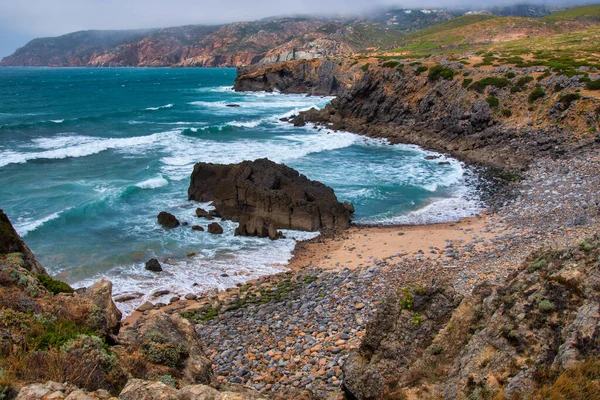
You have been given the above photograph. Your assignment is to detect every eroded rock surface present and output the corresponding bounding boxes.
[188,158,352,237]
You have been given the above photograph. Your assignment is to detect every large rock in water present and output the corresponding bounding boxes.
[188,158,352,236]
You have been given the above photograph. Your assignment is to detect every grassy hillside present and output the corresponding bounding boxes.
[387,6,600,56]
[543,4,600,21]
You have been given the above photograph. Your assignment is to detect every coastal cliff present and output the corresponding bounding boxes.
[0,18,403,68]
[235,56,600,171]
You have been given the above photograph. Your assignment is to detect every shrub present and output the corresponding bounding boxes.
[360,63,369,72]
[554,83,564,92]
[470,77,510,93]
[382,60,401,68]
[462,78,473,88]
[587,79,600,90]
[430,344,444,355]
[505,72,516,79]
[428,65,455,81]
[559,93,581,107]
[415,65,428,76]
[398,288,414,309]
[516,76,534,87]
[36,274,74,295]
[486,95,500,109]
[529,87,546,103]
[537,71,552,81]
[538,299,556,312]
[141,332,188,368]
[502,109,513,117]
[510,85,522,93]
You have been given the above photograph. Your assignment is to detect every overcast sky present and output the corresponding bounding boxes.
[0,0,595,58]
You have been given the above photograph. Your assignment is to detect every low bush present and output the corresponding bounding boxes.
[504,72,516,79]
[469,77,510,93]
[587,79,600,90]
[486,95,500,109]
[415,65,428,76]
[360,63,369,72]
[382,60,401,68]
[428,65,455,81]
[462,78,473,88]
[36,274,74,295]
[529,87,546,103]
[516,76,534,87]
[502,109,513,117]
[559,93,581,107]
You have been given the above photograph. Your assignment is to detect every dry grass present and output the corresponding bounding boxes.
[530,359,600,400]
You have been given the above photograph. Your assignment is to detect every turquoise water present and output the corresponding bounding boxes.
[0,67,481,314]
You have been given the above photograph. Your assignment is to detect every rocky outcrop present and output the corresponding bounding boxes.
[80,280,123,338]
[0,210,46,274]
[188,159,352,237]
[118,313,214,386]
[157,212,180,228]
[235,58,600,171]
[145,258,163,272]
[234,59,349,95]
[342,236,600,399]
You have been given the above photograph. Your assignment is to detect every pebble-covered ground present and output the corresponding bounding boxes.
[193,150,600,399]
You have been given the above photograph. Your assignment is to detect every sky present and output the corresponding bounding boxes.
[0,0,596,58]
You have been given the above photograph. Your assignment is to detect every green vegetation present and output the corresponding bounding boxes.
[462,78,473,88]
[398,288,415,310]
[360,63,370,72]
[529,87,546,103]
[413,313,423,325]
[428,65,455,81]
[558,93,581,107]
[587,79,600,90]
[516,76,534,87]
[580,241,594,252]
[543,5,600,22]
[382,60,401,68]
[470,77,510,93]
[502,109,513,117]
[537,299,556,312]
[486,95,500,109]
[528,258,547,272]
[141,332,188,368]
[531,359,600,400]
[36,274,74,295]
[415,65,428,76]
[504,72,516,79]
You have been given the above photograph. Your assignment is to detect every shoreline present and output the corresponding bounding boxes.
[122,213,494,327]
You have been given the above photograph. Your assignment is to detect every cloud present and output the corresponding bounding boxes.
[0,0,597,57]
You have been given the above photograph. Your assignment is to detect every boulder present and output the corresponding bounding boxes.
[188,159,352,237]
[80,280,122,338]
[176,385,220,400]
[195,208,209,218]
[118,380,178,400]
[191,225,205,232]
[207,223,223,235]
[119,313,214,386]
[145,258,162,272]
[157,212,180,228]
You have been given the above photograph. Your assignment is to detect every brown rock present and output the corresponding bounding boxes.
[157,212,180,228]
[80,280,122,337]
[191,225,205,232]
[188,159,351,237]
[207,223,224,235]
[118,380,178,400]
[145,258,162,272]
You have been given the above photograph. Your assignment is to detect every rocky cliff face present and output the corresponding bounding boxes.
[342,237,600,399]
[0,18,403,68]
[188,158,353,237]
[235,57,600,171]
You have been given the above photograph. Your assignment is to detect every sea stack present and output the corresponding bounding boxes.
[188,158,353,238]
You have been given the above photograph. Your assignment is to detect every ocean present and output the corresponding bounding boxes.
[0,67,482,314]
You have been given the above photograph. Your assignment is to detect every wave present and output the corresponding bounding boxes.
[14,208,71,237]
[145,104,173,111]
[51,119,64,124]
[135,175,169,189]
[160,129,359,180]
[0,131,170,168]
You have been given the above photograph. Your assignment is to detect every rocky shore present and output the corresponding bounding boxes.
[116,148,599,399]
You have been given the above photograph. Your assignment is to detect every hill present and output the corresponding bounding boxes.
[0,17,405,68]
[389,5,600,56]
